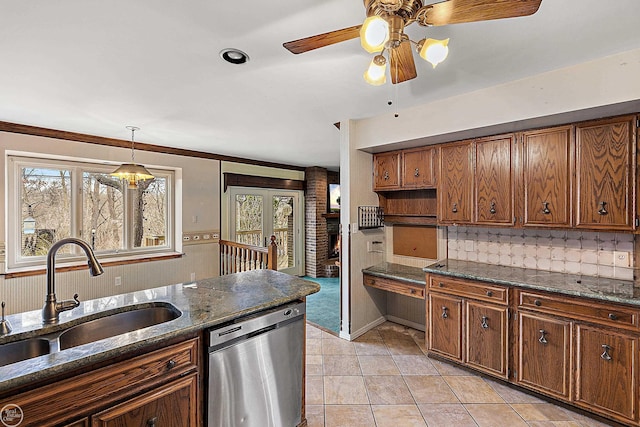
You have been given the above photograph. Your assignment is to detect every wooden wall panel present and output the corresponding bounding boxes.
[392,225,437,259]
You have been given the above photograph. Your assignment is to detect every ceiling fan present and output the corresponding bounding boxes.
[283,0,543,85]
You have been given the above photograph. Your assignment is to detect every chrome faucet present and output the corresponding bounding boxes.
[43,238,104,324]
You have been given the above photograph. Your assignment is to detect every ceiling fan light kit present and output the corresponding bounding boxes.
[364,54,388,85]
[283,0,542,85]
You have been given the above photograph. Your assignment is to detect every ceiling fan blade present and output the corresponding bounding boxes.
[424,0,542,26]
[283,25,362,54]
[389,40,417,84]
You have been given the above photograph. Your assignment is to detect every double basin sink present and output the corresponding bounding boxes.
[0,303,181,367]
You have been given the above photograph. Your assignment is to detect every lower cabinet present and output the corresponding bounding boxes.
[92,374,197,427]
[428,273,640,426]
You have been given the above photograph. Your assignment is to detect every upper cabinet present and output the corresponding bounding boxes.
[575,115,637,231]
[401,146,437,189]
[521,125,574,228]
[373,151,401,190]
[474,134,515,225]
[438,140,473,224]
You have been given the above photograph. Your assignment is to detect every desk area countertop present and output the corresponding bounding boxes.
[423,259,640,307]
[0,269,320,394]
[362,262,427,286]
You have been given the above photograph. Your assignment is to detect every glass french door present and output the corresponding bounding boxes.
[229,187,302,275]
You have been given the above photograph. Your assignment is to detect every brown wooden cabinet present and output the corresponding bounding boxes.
[401,146,437,189]
[373,151,401,191]
[92,374,197,427]
[575,115,636,230]
[438,140,473,224]
[363,273,425,299]
[0,338,200,427]
[516,311,571,400]
[474,134,515,225]
[575,324,637,424]
[427,275,509,379]
[521,125,574,228]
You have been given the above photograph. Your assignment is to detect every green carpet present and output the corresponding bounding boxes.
[304,276,340,333]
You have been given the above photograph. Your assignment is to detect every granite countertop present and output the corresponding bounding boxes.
[423,259,640,306]
[362,262,427,286]
[0,269,319,393]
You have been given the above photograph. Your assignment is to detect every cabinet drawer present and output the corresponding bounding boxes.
[0,338,199,427]
[429,276,508,305]
[363,274,425,299]
[519,291,639,330]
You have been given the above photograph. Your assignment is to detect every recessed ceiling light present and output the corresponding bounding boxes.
[220,48,249,65]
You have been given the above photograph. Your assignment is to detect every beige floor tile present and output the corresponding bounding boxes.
[384,337,424,355]
[417,403,478,427]
[306,338,322,355]
[393,355,439,375]
[404,375,460,403]
[322,330,339,339]
[557,407,618,427]
[323,355,361,376]
[527,422,581,427]
[444,376,505,403]
[322,337,356,355]
[371,404,427,427]
[354,340,390,356]
[324,375,370,405]
[483,377,546,403]
[430,358,471,375]
[364,375,415,404]
[376,321,410,334]
[306,375,324,405]
[305,404,325,427]
[465,403,529,427]
[356,329,384,342]
[306,325,323,339]
[358,355,400,375]
[306,354,324,376]
[510,403,574,422]
[324,405,375,427]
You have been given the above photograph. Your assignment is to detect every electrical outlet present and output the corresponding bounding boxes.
[203,234,211,240]
[115,276,121,286]
[190,272,196,281]
[193,235,200,241]
[183,236,190,241]
[614,251,630,267]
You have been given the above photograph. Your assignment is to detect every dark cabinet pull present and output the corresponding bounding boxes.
[601,344,612,361]
[441,306,448,319]
[167,359,177,370]
[481,316,489,329]
[486,290,493,297]
[452,203,458,213]
[538,329,548,344]
[489,201,496,215]
[147,417,158,427]
[438,282,444,288]
[597,201,608,215]
[534,299,542,307]
[414,168,420,177]
[608,313,618,320]
[542,202,551,214]
[409,288,416,294]
[383,171,390,181]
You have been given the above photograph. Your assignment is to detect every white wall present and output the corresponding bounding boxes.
[0,131,220,314]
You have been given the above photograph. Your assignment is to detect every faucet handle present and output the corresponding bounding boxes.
[0,302,12,335]
[57,294,81,313]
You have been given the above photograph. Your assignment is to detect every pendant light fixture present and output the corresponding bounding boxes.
[110,126,154,189]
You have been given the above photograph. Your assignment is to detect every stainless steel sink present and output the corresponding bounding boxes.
[58,304,181,350]
[0,338,51,367]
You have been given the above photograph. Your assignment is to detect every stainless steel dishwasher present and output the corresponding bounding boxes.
[207,300,305,427]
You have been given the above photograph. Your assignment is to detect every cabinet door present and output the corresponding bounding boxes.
[517,312,571,399]
[575,115,636,230]
[92,374,197,427]
[474,134,515,225]
[428,293,462,361]
[373,152,401,191]
[521,126,573,228]
[438,141,473,224]
[574,324,637,424]
[465,300,508,378]
[402,147,436,189]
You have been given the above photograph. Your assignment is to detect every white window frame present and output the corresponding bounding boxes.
[6,153,178,272]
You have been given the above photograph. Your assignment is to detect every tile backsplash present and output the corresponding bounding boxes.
[447,227,635,281]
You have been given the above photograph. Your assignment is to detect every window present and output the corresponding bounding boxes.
[7,155,175,270]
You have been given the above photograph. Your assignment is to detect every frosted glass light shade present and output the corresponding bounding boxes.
[419,38,449,68]
[360,16,389,53]
[110,163,155,189]
[363,54,387,86]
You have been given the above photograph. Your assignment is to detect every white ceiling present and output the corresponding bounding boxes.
[2,1,640,169]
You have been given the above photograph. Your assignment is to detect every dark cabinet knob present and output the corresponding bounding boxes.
[542,202,551,215]
[489,201,496,215]
[538,329,548,344]
[597,201,608,215]
[441,306,448,319]
[452,203,458,213]
[608,313,618,321]
[534,299,542,306]
[486,290,493,297]
[147,417,158,427]
[167,359,177,370]
[601,344,612,361]
[481,316,489,329]
[414,168,420,177]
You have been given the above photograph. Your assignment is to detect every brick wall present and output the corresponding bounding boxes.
[305,167,328,277]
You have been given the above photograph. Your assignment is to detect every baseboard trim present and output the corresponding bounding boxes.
[386,315,426,332]
[341,316,387,341]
